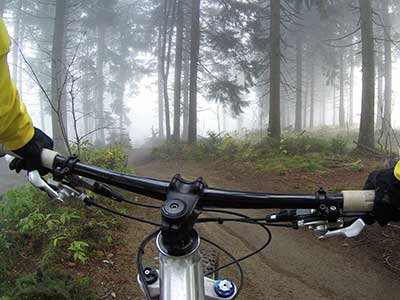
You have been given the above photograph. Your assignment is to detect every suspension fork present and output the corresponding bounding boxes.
[137,231,237,300]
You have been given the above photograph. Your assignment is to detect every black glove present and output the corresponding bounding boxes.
[9,127,54,176]
[363,167,400,226]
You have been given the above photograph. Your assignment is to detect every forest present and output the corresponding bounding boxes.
[1,0,400,300]
[1,0,399,153]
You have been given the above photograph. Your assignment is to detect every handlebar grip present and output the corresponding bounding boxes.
[342,190,375,212]
[41,149,60,169]
[1,145,59,170]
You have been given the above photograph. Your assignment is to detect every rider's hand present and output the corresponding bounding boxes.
[363,167,400,226]
[9,127,54,176]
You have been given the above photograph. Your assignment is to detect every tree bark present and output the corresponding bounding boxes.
[157,25,165,139]
[294,0,302,131]
[269,0,281,138]
[339,50,345,128]
[181,48,190,141]
[303,77,308,128]
[188,0,200,144]
[51,0,68,154]
[310,62,315,129]
[349,46,354,126]
[383,0,392,133]
[332,81,336,126]
[95,25,106,146]
[173,0,183,141]
[161,0,175,139]
[17,13,25,95]
[321,79,326,126]
[376,50,383,130]
[357,0,375,149]
[12,0,22,84]
[0,1,5,17]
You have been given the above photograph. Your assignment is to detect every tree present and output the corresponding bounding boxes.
[0,0,5,17]
[357,0,375,149]
[383,0,392,134]
[51,0,68,154]
[11,0,22,85]
[294,0,303,131]
[157,21,165,139]
[173,0,184,141]
[188,0,200,143]
[339,50,345,128]
[269,0,281,138]
[349,45,355,126]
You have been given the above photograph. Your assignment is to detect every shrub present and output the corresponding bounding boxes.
[0,145,131,298]
[9,270,95,300]
[152,131,356,173]
[76,144,131,173]
[329,136,348,155]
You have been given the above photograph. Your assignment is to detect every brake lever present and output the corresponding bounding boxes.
[318,218,366,239]
[28,170,63,203]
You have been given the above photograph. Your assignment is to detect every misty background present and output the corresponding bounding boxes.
[1,0,399,152]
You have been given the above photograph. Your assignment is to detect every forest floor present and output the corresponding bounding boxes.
[81,151,400,300]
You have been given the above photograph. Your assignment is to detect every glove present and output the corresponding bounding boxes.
[9,127,54,176]
[363,167,400,226]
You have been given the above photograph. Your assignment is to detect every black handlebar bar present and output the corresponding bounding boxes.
[54,156,344,210]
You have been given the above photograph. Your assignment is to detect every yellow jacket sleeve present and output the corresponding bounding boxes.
[0,18,34,150]
[395,161,400,181]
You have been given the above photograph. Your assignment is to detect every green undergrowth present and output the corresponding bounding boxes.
[153,132,371,173]
[0,146,133,299]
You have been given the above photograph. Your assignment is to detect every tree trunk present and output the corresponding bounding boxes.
[17,16,24,96]
[303,77,308,128]
[349,47,354,126]
[269,0,281,138]
[294,0,302,131]
[82,82,90,138]
[339,51,345,128]
[332,82,336,126]
[281,99,286,129]
[376,50,383,130]
[95,25,106,146]
[173,0,183,141]
[161,0,175,139]
[310,62,315,129]
[0,1,5,17]
[321,80,326,126]
[12,0,22,84]
[357,0,375,149]
[51,0,68,154]
[115,34,129,142]
[182,49,190,141]
[188,0,200,144]
[157,26,165,139]
[223,106,227,132]
[383,0,392,133]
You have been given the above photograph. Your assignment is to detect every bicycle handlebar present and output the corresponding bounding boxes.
[47,149,373,211]
[2,148,375,212]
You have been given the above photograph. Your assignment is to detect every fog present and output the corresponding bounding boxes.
[1,0,399,150]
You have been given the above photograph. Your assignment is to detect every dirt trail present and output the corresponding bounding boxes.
[128,159,400,300]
